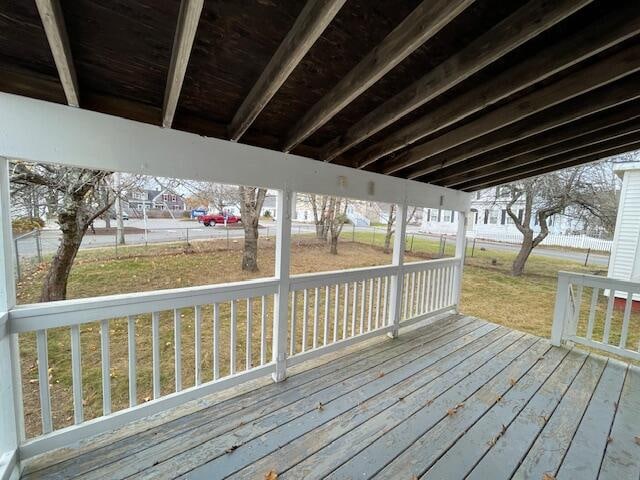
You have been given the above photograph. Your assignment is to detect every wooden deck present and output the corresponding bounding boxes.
[21,315,640,480]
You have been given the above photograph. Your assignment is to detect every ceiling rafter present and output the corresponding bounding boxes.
[353,4,640,169]
[385,44,640,177]
[282,0,474,152]
[162,0,204,128]
[35,0,79,107]
[228,0,346,142]
[323,0,594,164]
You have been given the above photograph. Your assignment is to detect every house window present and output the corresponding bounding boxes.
[162,193,169,201]
[134,192,145,200]
[136,204,143,210]
[429,209,439,222]
[489,210,499,225]
[171,195,177,202]
[442,210,451,222]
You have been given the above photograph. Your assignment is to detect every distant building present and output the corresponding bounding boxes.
[422,186,583,236]
[125,188,187,217]
[608,162,640,301]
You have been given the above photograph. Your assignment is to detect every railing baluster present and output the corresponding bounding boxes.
[302,290,308,352]
[343,283,349,339]
[333,284,339,342]
[101,319,112,413]
[127,315,137,406]
[36,329,52,434]
[260,296,267,366]
[619,291,633,349]
[290,291,297,355]
[416,271,423,316]
[151,312,160,399]
[424,269,431,313]
[409,271,415,318]
[213,302,220,380]
[323,285,330,345]
[313,287,319,349]
[435,268,442,310]
[351,281,357,337]
[586,287,599,340]
[367,278,374,331]
[402,273,409,320]
[230,300,237,374]
[173,309,181,392]
[375,277,382,328]
[195,305,202,385]
[603,290,615,344]
[382,276,389,326]
[246,298,253,369]
[360,280,366,334]
[70,324,83,424]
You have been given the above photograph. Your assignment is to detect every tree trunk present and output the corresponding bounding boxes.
[104,215,111,229]
[115,173,125,245]
[329,234,338,254]
[383,204,396,254]
[40,207,87,301]
[512,230,534,276]
[242,221,259,271]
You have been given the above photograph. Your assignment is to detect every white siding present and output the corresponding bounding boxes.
[608,169,640,299]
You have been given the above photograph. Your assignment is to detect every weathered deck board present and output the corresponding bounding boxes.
[21,315,636,480]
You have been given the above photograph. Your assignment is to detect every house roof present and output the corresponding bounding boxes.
[2,1,640,191]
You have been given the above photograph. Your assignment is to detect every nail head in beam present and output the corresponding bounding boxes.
[323,0,594,164]
[282,0,474,152]
[162,0,204,128]
[228,0,346,142]
[35,0,79,107]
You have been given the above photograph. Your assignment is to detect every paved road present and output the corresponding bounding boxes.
[15,219,609,267]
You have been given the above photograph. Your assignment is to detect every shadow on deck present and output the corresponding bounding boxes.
[21,315,639,479]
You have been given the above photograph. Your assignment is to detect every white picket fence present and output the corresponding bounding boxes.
[468,231,612,252]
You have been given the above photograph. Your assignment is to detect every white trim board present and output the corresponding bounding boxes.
[0,93,470,212]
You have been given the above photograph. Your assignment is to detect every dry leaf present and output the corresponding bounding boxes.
[495,395,502,404]
[264,470,278,480]
[446,403,464,416]
[225,444,240,454]
[377,371,385,378]
[607,436,613,444]
[509,378,517,386]
[425,399,434,406]
[634,436,640,445]
[317,402,324,411]
[411,476,419,480]
[543,473,555,480]
[143,396,151,402]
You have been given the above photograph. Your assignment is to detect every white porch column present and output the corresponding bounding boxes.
[388,201,407,338]
[453,211,468,310]
[272,188,292,382]
[0,157,22,479]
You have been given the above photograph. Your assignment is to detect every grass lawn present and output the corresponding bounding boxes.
[15,234,634,439]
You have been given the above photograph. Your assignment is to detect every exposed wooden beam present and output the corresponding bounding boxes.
[428,104,640,184]
[162,0,204,128]
[323,0,594,164]
[385,44,640,176]
[228,0,346,141]
[282,0,474,152]
[353,4,640,168]
[400,77,640,180]
[35,0,79,107]
[442,119,640,187]
[460,138,640,191]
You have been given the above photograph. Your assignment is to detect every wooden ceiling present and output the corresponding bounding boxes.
[1,0,640,191]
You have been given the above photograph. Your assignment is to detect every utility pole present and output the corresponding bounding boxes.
[115,172,125,245]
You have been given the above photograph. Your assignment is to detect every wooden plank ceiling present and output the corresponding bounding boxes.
[1,0,640,191]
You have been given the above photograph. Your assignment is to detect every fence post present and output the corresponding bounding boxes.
[453,212,467,310]
[388,201,407,338]
[584,248,591,267]
[35,230,42,263]
[352,223,355,242]
[551,272,571,346]
[272,188,292,382]
[0,158,22,478]
[13,239,20,282]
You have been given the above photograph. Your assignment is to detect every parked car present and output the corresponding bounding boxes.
[109,211,129,220]
[199,213,241,226]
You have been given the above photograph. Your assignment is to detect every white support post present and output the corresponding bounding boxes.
[452,211,467,310]
[551,272,571,346]
[388,201,407,338]
[0,157,22,479]
[272,188,292,382]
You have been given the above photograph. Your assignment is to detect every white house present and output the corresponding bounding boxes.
[421,186,581,237]
[607,161,640,301]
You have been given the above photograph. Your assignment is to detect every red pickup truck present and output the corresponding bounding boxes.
[198,213,241,226]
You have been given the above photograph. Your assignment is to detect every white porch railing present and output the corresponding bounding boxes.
[551,271,640,361]
[6,256,462,458]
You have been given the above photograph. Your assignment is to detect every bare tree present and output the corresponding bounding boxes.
[307,194,330,241]
[383,204,417,254]
[11,162,115,301]
[326,197,348,254]
[238,186,267,271]
[503,165,610,276]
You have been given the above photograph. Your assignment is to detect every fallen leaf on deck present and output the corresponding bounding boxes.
[543,473,555,480]
[635,436,640,445]
[509,378,517,386]
[264,469,278,480]
[317,402,324,411]
[607,436,613,443]
[225,444,240,454]
[447,403,464,416]
[377,371,385,378]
